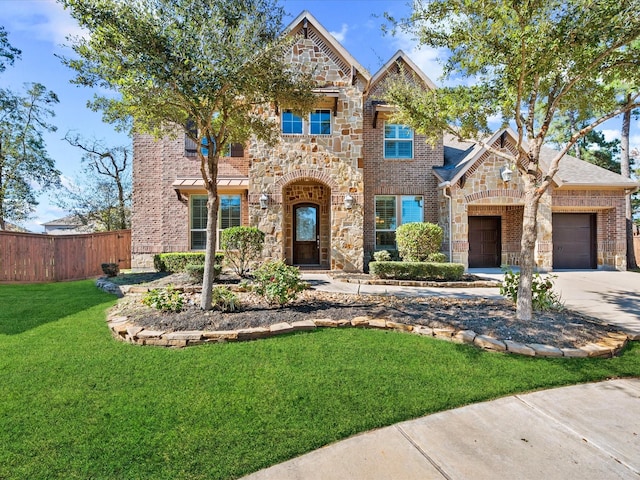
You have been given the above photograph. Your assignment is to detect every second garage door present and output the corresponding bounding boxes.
[552,213,596,269]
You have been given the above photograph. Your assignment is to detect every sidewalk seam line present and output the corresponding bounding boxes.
[515,394,640,476]
[395,425,452,480]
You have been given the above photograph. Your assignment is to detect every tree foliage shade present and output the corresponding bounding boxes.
[385,0,640,320]
[61,0,316,308]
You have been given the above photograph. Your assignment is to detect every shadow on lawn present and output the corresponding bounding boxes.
[0,281,115,335]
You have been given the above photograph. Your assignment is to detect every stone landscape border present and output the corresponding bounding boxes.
[98,279,631,359]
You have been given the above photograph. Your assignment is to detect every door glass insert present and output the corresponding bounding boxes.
[296,206,317,241]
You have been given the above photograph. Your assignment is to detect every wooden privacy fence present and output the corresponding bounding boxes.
[0,230,131,283]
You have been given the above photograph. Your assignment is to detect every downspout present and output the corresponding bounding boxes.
[439,181,452,262]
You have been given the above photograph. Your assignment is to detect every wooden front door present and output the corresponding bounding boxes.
[293,204,319,265]
[468,216,501,268]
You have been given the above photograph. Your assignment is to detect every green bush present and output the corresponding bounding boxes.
[142,285,183,312]
[500,269,564,311]
[153,252,224,273]
[211,286,240,312]
[220,226,265,277]
[427,252,448,263]
[373,250,392,262]
[395,222,443,262]
[369,261,464,281]
[252,260,305,306]
[183,264,222,283]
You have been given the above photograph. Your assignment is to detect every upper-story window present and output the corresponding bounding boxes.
[281,109,332,135]
[309,109,331,135]
[384,123,413,159]
[281,110,303,134]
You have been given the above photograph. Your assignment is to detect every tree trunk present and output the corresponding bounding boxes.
[621,102,637,269]
[200,191,219,309]
[516,179,540,321]
[116,173,127,230]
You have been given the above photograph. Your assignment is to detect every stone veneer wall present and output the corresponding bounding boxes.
[247,32,365,271]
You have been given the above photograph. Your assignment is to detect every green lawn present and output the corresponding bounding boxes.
[1,281,639,479]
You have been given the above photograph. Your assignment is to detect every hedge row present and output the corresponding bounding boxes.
[369,261,465,281]
[153,252,224,273]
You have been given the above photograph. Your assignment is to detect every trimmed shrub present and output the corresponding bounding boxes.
[153,252,224,273]
[101,262,119,277]
[427,252,448,263]
[373,250,392,262]
[396,222,443,262]
[220,226,265,277]
[252,260,305,306]
[369,261,464,281]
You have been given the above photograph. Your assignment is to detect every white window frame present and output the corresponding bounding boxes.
[374,195,424,250]
[384,123,414,159]
[190,194,242,250]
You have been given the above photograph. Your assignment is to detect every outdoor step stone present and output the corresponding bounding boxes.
[386,321,413,332]
[527,343,563,357]
[164,331,203,341]
[561,348,590,358]
[368,319,388,329]
[270,322,294,335]
[203,330,238,341]
[237,327,271,340]
[504,340,535,356]
[351,316,370,327]
[474,335,507,352]
[291,320,317,331]
[453,330,477,345]
[312,318,339,327]
[413,326,434,336]
[136,329,165,339]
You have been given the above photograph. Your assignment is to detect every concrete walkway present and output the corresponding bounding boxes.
[244,379,640,479]
[241,270,640,479]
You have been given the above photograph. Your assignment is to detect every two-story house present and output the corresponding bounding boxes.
[131,11,638,272]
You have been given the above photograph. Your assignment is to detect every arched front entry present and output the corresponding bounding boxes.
[283,180,330,268]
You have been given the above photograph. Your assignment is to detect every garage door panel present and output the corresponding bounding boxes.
[553,213,596,269]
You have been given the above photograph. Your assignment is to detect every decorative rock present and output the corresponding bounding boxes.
[108,315,129,324]
[203,331,239,342]
[336,319,351,327]
[474,335,507,352]
[128,286,151,294]
[126,326,144,339]
[351,316,370,327]
[164,331,203,341]
[580,343,613,358]
[111,322,133,335]
[527,343,563,357]
[237,327,271,340]
[313,318,339,327]
[368,319,388,329]
[143,338,171,347]
[291,320,317,331]
[270,322,294,335]
[561,348,589,358]
[433,327,455,339]
[413,326,434,336]
[136,329,165,339]
[386,321,413,332]
[504,340,535,356]
[606,332,628,341]
[453,330,477,345]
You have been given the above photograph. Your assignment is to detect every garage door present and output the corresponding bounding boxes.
[552,213,596,269]
[468,216,501,268]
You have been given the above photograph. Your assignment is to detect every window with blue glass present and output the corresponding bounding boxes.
[384,123,413,159]
[281,110,303,134]
[309,109,331,135]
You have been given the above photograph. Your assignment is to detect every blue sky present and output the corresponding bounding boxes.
[1,0,637,232]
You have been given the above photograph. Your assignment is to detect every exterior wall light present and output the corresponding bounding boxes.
[259,193,268,209]
[500,165,514,183]
[344,193,354,209]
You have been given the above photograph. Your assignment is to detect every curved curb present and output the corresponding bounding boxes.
[333,278,502,288]
[98,278,629,358]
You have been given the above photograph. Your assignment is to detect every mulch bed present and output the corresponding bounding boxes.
[108,273,623,349]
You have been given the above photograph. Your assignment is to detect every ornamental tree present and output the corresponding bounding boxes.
[385,0,640,321]
[60,0,316,309]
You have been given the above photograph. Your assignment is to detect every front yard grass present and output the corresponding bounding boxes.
[1,280,639,479]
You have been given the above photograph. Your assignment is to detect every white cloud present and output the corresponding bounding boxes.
[601,129,620,142]
[4,0,86,47]
[330,23,349,43]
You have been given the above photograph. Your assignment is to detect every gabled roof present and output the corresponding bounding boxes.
[283,11,370,82]
[42,215,83,227]
[370,50,437,91]
[436,128,639,190]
